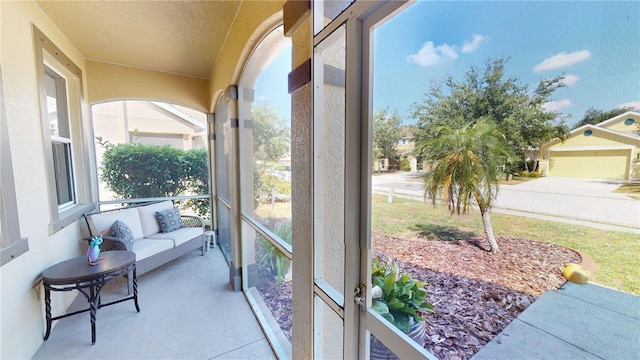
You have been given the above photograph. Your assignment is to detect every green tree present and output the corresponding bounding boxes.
[572,106,639,129]
[252,103,290,162]
[421,119,515,253]
[373,108,403,165]
[251,103,291,207]
[412,58,568,171]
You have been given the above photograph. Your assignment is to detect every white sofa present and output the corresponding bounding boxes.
[84,200,206,280]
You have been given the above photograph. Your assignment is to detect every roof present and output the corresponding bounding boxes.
[595,110,640,130]
[541,112,640,149]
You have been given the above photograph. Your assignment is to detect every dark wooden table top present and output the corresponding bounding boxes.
[42,251,135,285]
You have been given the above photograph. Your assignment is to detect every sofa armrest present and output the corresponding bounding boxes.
[100,235,133,252]
[181,215,205,231]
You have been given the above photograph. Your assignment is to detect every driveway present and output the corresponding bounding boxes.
[372,173,640,231]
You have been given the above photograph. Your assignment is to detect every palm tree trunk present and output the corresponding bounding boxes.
[480,208,500,253]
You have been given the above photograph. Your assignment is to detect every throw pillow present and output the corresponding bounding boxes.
[111,220,135,245]
[155,207,184,233]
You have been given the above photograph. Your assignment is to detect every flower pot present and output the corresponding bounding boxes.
[370,319,427,360]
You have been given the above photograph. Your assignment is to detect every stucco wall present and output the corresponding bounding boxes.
[86,61,209,112]
[1,2,93,358]
[208,1,284,112]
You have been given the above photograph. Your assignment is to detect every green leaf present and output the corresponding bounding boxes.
[381,312,394,324]
[394,314,410,333]
[372,300,389,315]
[388,298,405,310]
[383,273,396,296]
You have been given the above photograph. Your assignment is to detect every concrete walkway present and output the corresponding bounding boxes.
[33,248,276,359]
[472,282,640,359]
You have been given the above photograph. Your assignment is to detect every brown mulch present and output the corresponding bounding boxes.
[257,233,583,359]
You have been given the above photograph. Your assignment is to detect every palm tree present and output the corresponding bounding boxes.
[420,118,514,253]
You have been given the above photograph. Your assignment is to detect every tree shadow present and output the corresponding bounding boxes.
[412,224,476,242]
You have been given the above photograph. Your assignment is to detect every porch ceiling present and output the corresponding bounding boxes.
[34,1,242,79]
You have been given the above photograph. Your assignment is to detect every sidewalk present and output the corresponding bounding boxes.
[472,282,640,359]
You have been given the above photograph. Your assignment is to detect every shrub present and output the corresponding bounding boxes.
[519,171,540,178]
[100,143,210,217]
[399,158,411,171]
[256,222,292,285]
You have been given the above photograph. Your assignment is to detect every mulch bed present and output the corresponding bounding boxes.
[256,233,582,359]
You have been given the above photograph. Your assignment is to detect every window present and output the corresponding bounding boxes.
[45,68,76,208]
[0,66,28,266]
[35,26,94,233]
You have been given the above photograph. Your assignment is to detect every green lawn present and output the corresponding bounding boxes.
[372,194,640,295]
[251,195,640,295]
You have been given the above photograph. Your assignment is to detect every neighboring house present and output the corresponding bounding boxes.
[538,111,640,180]
[92,100,208,202]
[93,100,207,150]
[396,127,414,156]
[397,127,421,172]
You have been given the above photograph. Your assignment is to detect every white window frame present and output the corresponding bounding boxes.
[34,26,94,233]
[0,65,29,266]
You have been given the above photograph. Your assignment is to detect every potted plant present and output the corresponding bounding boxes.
[370,257,434,357]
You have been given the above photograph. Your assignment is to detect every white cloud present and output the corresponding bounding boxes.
[407,34,488,67]
[560,74,580,87]
[543,99,575,112]
[533,50,591,73]
[258,95,267,101]
[616,100,640,110]
[407,41,458,66]
[461,34,488,54]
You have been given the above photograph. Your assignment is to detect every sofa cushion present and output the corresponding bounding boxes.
[145,227,203,247]
[131,238,174,261]
[111,220,135,245]
[137,200,174,237]
[155,207,184,233]
[89,208,144,240]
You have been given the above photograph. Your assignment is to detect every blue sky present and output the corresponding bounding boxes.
[254,44,292,125]
[374,1,640,127]
[254,1,639,128]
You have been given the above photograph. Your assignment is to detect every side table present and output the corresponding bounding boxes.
[204,230,216,251]
[42,250,140,344]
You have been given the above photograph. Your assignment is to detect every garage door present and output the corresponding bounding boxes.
[549,150,630,179]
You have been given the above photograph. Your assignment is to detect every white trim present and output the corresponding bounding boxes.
[367,310,439,360]
[595,111,640,129]
[149,101,206,130]
[549,145,634,152]
[0,64,29,266]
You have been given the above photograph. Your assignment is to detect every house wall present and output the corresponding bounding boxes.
[1,2,94,358]
[549,128,638,149]
[602,113,640,134]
